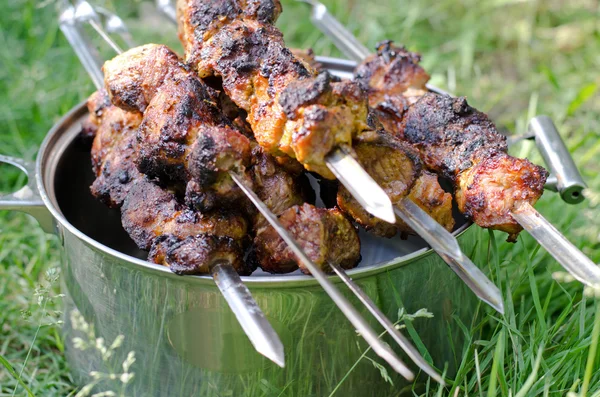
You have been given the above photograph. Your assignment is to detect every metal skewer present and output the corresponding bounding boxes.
[59,1,285,367]
[511,203,600,286]
[231,173,414,380]
[297,0,504,313]
[328,261,444,384]
[156,0,177,23]
[299,0,600,289]
[152,2,446,381]
[326,148,395,223]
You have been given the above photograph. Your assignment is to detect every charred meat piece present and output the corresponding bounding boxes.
[249,145,318,273]
[120,179,248,251]
[177,0,282,67]
[120,179,250,274]
[402,94,547,240]
[355,41,548,240]
[253,203,360,274]
[103,44,254,212]
[178,0,370,178]
[355,41,429,106]
[88,90,143,208]
[85,92,250,276]
[149,234,248,275]
[355,42,430,141]
[337,131,454,237]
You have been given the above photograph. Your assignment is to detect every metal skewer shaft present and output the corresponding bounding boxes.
[298,0,600,290]
[298,0,370,62]
[326,148,395,223]
[328,261,444,384]
[60,1,285,367]
[231,173,414,380]
[511,203,600,287]
[395,199,504,313]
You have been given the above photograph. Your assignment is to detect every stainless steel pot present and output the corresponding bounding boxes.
[0,58,489,396]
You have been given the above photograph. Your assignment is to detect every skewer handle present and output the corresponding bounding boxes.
[59,4,104,90]
[528,116,587,204]
[211,263,285,367]
[299,0,370,62]
[512,202,600,287]
[156,0,178,23]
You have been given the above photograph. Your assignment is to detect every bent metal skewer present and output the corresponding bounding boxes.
[59,1,284,368]
[299,0,600,289]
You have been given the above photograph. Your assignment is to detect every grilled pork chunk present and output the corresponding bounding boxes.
[355,41,548,240]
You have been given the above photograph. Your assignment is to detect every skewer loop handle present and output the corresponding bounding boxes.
[529,116,587,204]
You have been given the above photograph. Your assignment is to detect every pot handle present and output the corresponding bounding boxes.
[0,155,54,233]
[527,116,587,204]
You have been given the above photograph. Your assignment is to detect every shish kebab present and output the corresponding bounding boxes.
[59,2,284,368]
[173,0,504,312]
[63,1,446,381]
[299,0,600,287]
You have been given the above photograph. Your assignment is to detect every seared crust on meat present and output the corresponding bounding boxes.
[402,94,508,180]
[355,41,429,106]
[180,2,370,177]
[103,44,254,212]
[355,43,548,239]
[88,91,143,208]
[86,90,249,275]
[253,204,360,274]
[456,153,546,241]
[149,234,250,275]
[402,93,548,237]
[177,0,282,67]
[120,179,248,251]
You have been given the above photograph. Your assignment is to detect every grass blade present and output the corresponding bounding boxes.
[0,354,36,397]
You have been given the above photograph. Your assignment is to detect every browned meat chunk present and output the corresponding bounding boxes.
[178,0,370,178]
[149,235,249,275]
[402,93,547,240]
[88,91,143,208]
[253,204,360,274]
[103,44,254,212]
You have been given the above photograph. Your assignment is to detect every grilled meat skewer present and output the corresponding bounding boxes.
[103,44,254,212]
[85,92,251,274]
[102,43,362,274]
[355,42,548,241]
[177,0,369,179]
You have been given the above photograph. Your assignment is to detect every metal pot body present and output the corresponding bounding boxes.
[0,57,489,396]
[61,223,487,396]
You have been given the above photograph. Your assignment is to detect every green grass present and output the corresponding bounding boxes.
[1,0,600,395]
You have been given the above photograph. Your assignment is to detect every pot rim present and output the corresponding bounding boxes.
[34,56,474,286]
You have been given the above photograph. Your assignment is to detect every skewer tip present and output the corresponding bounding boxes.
[258,342,285,368]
